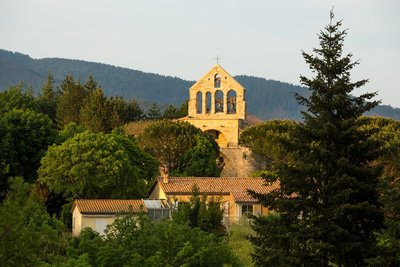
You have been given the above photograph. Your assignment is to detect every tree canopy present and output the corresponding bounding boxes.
[250,13,383,266]
[239,119,297,168]
[38,131,154,200]
[0,109,56,197]
[137,120,221,176]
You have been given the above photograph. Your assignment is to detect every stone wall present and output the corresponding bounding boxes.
[220,147,264,177]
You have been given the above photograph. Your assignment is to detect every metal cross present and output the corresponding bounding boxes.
[213,55,222,64]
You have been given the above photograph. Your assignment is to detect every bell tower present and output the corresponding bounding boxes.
[184,64,246,148]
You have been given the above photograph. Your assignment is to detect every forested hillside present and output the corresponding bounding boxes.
[1,49,399,120]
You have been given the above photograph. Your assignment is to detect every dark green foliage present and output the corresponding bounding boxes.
[178,135,222,177]
[84,75,98,92]
[56,75,88,128]
[250,14,383,266]
[67,214,240,267]
[173,185,225,234]
[125,98,145,121]
[163,102,187,119]
[38,131,147,200]
[146,103,162,120]
[107,97,145,128]
[240,120,297,168]
[226,218,255,267]
[0,83,40,115]
[359,117,400,266]
[138,120,221,176]
[38,72,57,122]
[79,89,109,132]
[0,109,56,197]
[112,133,159,186]
[0,177,71,266]
[56,122,87,144]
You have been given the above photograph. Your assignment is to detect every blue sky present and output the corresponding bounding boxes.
[1,0,399,107]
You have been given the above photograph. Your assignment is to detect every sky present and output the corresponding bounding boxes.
[1,0,399,107]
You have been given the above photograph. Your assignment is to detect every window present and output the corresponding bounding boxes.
[215,90,224,113]
[196,91,202,114]
[241,204,253,217]
[214,74,221,88]
[206,92,211,113]
[227,90,237,114]
[95,219,108,235]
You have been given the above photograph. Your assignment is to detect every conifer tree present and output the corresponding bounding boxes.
[124,98,145,122]
[80,89,108,132]
[251,12,383,266]
[146,103,161,120]
[38,72,57,121]
[84,75,98,92]
[56,75,88,128]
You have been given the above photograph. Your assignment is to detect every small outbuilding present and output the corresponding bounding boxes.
[71,199,148,236]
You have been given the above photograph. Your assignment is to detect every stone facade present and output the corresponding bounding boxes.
[182,64,264,176]
[182,64,246,148]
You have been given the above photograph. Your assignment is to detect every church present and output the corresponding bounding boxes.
[181,63,263,176]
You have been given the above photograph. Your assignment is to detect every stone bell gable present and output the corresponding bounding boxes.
[184,64,247,148]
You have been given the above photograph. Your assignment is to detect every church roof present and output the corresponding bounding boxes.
[72,199,147,214]
[189,64,245,91]
[155,177,279,203]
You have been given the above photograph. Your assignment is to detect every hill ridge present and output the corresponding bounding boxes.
[1,48,399,120]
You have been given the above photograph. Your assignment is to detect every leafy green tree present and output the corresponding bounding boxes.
[138,120,221,176]
[240,119,297,168]
[250,13,383,266]
[226,218,255,267]
[359,117,400,266]
[56,75,88,128]
[0,83,39,115]
[0,109,56,197]
[38,131,146,200]
[173,185,224,234]
[38,72,57,122]
[112,133,159,186]
[146,103,162,120]
[178,135,222,176]
[80,89,109,132]
[95,213,241,267]
[0,177,71,266]
[56,122,87,144]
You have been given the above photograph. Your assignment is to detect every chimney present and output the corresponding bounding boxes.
[160,166,169,184]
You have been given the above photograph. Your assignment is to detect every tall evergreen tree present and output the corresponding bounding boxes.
[126,98,145,122]
[38,72,57,121]
[146,103,161,120]
[80,89,108,132]
[56,75,88,128]
[250,12,383,266]
[84,75,98,93]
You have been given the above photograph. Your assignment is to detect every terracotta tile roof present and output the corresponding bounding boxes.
[73,199,147,214]
[158,177,279,203]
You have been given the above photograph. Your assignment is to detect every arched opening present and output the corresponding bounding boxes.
[227,90,237,114]
[206,92,211,114]
[205,129,227,147]
[214,74,221,88]
[196,91,202,114]
[215,90,224,113]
